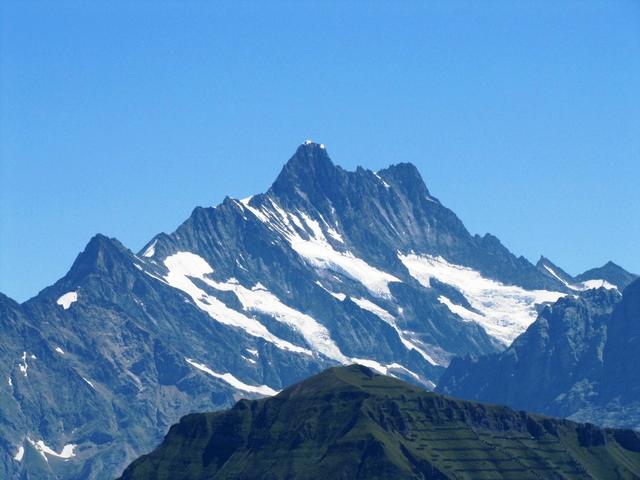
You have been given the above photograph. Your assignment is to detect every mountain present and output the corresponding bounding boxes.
[437,278,640,430]
[119,364,640,480]
[537,256,636,292]
[575,262,638,291]
[1,142,631,479]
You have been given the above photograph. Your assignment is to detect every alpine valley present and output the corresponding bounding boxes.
[1,142,636,479]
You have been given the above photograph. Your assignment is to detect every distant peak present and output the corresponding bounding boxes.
[269,142,338,198]
[536,256,558,269]
[377,162,432,198]
[302,139,325,149]
[291,140,331,159]
[65,234,132,280]
[84,233,123,252]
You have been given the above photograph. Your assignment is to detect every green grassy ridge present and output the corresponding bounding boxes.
[118,365,640,479]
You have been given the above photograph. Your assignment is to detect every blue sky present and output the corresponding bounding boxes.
[1,1,639,302]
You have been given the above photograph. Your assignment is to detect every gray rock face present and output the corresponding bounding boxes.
[0,142,628,479]
[437,279,640,430]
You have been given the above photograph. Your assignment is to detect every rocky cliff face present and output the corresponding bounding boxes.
[438,279,640,430]
[0,142,629,479]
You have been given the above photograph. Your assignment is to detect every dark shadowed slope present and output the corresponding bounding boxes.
[119,365,640,480]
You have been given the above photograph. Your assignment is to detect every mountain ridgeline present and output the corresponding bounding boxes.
[119,365,640,480]
[0,142,635,479]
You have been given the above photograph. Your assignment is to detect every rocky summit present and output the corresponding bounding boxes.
[119,365,640,480]
[1,143,634,479]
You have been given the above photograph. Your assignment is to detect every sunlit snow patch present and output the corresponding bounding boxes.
[399,253,565,344]
[437,296,484,323]
[200,275,347,362]
[27,438,76,461]
[350,297,439,365]
[581,279,618,291]
[350,359,431,387]
[56,292,78,310]
[14,445,24,462]
[240,199,399,297]
[185,358,278,396]
[18,352,29,377]
[142,240,157,258]
[543,264,618,292]
[82,377,96,389]
[163,252,310,355]
[315,281,347,301]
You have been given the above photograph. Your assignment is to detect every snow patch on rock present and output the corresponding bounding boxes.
[27,438,76,461]
[351,297,440,365]
[185,358,278,396]
[142,240,157,258]
[56,291,78,310]
[400,253,565,345]
[163,252,310,355]
[240,199,400,297]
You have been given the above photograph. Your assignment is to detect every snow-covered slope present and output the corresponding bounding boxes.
[400,253,564,344]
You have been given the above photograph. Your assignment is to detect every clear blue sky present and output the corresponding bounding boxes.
[1,1,639,302]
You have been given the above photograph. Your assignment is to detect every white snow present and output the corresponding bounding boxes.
[543,264,618,292]
[82,377,95,389]
[437,296,484,323]
[56,291,78,310]
[246,348,259,356]
[581,279,618,291]
[202,275,347,362]
[351,297,440,365]
[19,352,29,377]
[325,226,344,243]
[185,358,278,396]
[399,253,565,344]
[8,377,12,387]
[287,213,399,297]
[542,264,573,289]
[328,291,346,301]
[142,240,157,258]
[239,199,400,297]
[163,252,310,355]
[350,359,423,383]
[164,252,428,378]
[14,445,24,462]
[55,347,65,355]
[315,281,346,301]
[351,297,395,323]
[242,355,257,364]
[373,172,391,189]
[27,438,76,461]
